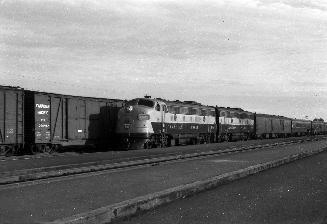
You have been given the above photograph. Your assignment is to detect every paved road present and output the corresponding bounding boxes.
[0,140,326,223]
[0,137,315,174]
[117,151,327,224]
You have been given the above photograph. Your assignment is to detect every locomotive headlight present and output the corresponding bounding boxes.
[126,106,133,112]
[138,114,150,120]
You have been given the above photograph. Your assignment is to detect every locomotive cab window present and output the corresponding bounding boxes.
[138,99,155,108]
[155,103,160,111]
[181,107,189,115]
[210,110,215,116]
[126,99,138,106]
[173,106,180,114]
[240,113,247,119]
[162,105,168,112]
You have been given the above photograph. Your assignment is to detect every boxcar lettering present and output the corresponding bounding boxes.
[37,111,49,115]
[36,104,50,109]
[38,124,50,128]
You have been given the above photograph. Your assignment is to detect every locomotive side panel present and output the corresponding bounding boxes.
[163,104,217,144]
[219,109,254,140]
[157,106,216,136]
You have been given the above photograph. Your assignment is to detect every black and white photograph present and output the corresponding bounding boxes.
[0,0,327,223]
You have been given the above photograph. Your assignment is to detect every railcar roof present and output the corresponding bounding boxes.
[256,113,291,119]
[292,118,312,122]
[26,89,123,102]
[0,85,24,91]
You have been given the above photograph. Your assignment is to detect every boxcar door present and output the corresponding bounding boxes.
[50,97,64,143]
[78,100,86,140]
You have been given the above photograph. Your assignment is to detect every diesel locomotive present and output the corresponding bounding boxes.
[116,96,327,149]
[116,96,256,149]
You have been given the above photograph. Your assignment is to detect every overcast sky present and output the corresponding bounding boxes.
[1,0,327,119]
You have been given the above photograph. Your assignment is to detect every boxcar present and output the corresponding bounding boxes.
[24,90,123,152]
[291,119,311,136]
[218,107,255,141]
[0,86,24,155]
[256,114,292,138]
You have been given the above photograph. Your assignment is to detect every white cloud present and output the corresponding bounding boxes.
[1,0,327,119]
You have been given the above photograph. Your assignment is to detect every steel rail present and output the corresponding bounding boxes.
[1,136,325,186]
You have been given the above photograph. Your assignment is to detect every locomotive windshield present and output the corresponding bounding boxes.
[137,99,155,108]
[126,99,155,108]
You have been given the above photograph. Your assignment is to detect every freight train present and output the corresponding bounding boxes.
[116,96,327,149]
[0,85,123,155]
[1,85,326,155]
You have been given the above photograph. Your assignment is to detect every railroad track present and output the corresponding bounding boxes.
[1,136,326,186]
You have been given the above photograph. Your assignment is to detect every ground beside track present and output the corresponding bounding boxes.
[117,151,327,224]
[0,139,326,223]
[0,136,322,174]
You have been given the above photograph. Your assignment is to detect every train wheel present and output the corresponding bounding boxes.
[167,137,172,147]
[30,145,39,154]
[174,138,179,146]
[0,146,4,156]
[144,141,152,149]
[190,138,196,145]
[170,138,176,146]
